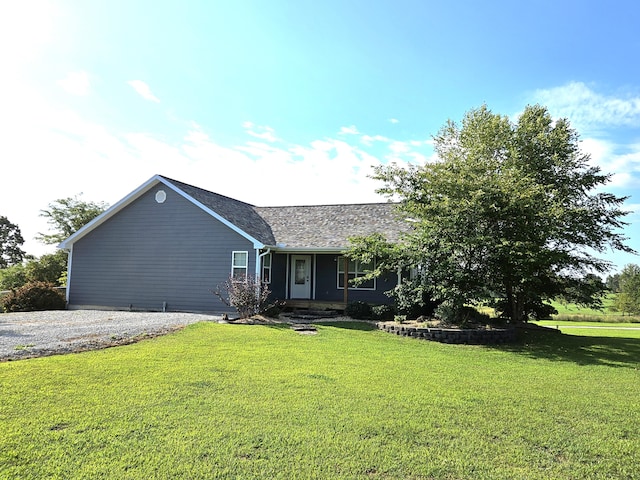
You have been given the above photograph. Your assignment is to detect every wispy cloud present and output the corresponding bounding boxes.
[242,122,279,142]
[531,82,640,131]
[58,71,90,96]
[389,118,399,124]
[339,125,360,135]
[360,134,390,146]
[127,80,160,103]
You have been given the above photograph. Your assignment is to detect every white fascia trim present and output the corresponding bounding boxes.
[58,174,163,250]
[57,174,266,250]
[64,245,73,302]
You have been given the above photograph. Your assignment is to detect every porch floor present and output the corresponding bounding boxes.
[284,299,347,312]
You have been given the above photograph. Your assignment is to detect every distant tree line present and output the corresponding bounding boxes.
[0,195,108,291]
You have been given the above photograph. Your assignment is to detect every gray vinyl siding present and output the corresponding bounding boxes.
[68,186,255,313]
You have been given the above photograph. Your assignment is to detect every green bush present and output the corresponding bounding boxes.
[434,302,490,327]
[371,304,395,320]
[262,300,286,318]
[390,281,441,318]
[1,281,66,313]
[345,301,373,319]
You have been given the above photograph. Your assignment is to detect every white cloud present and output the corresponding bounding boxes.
[58,71,90,96]
[579,138,640,188]
[532,82,640,132]
[360,134,390,146]
[389,118,399,124]
[242,122,279,143]
[526,83,640,194]
[339,125,360,135]
[127,80,160,103]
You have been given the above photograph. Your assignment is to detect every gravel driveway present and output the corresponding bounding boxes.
[0,310,221,361]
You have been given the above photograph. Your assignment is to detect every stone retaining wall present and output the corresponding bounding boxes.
[377,322,517,344]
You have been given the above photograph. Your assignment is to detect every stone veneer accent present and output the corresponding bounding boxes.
[377,322,518,344]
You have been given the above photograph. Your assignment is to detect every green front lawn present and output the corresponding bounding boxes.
[1,321,639,479]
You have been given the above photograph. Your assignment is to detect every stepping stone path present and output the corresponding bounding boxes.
[290,324,318,335]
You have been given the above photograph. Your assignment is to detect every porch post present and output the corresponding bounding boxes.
[343,256,349,304]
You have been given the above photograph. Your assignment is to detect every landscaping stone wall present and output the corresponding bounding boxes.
[377,322,517,344]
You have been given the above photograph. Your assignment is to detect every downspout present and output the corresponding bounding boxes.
[343,256,349,305]
[256,248,271,280]
[256,248,271,307]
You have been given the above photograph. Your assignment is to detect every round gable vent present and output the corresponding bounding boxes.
[155,190,167,204]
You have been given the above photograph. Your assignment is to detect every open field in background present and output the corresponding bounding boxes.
[479,294,640,323]
[534,321,640,338]
[549,295,640,323]
[1,321,639,479]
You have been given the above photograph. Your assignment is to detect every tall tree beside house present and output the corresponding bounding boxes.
[348,104,633,322]
[0,216,26,269]
[29,194,108,287]
[37,194,109,245]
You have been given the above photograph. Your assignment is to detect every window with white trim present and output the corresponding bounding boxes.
[337,256,375,290]
[231,251,248,279]
[262,253,272,284]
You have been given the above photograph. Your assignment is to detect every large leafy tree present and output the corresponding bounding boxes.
[349,105,632,321]
[37,194,108,245]
[0,216,26,269]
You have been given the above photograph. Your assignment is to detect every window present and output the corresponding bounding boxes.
[262,253,272,284]
[337,256,375,290]
[232,251,248,279]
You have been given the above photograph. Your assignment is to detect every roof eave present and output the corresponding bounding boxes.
[267,246,348,254]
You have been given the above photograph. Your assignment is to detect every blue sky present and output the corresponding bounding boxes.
[1,0,639,273]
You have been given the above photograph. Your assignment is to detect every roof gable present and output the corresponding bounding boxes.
[58,175,273,249]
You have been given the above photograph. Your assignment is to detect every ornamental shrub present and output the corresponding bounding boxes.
[1,281,66,313]
[212,275,272,319]
[345,301,373,319]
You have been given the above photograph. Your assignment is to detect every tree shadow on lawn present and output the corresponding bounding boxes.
[489,329,640,369]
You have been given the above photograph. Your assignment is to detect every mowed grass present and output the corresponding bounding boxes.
[535,320,640,339]
[1,322,639,479]
[550,295,640,323]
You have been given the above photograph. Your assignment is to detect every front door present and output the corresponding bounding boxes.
[290,255,311,299]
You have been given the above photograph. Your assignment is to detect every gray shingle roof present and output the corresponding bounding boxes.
[162,176,406,250]
[254,204,405,249]
[161,176,276,245]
